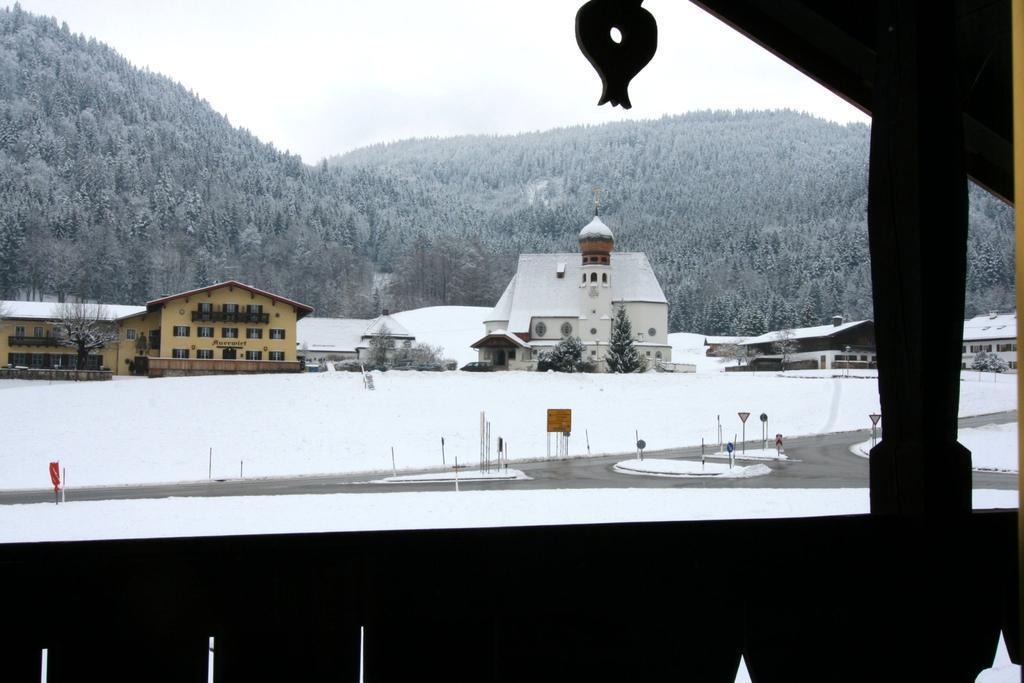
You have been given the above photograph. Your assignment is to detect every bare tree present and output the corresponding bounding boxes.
[368,324,395,368]
[771,329,798,370]
[51,302,119,370]
[719,341,749,366]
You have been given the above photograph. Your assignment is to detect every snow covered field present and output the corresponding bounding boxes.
[0,365,1014,490]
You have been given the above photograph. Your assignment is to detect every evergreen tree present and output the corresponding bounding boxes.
[970,351,1008,373]
[537,336,589,373]
[606,306,645,373]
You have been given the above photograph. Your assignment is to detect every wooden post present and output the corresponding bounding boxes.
[867,0,971,516]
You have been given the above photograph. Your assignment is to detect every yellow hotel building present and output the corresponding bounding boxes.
[118,281,313,376]
[1,281,313,378]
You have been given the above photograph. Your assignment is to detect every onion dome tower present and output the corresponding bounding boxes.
[578,213,614,266]
[579,199,614,294]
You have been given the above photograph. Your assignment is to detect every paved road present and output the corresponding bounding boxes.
[0,412,1016,505]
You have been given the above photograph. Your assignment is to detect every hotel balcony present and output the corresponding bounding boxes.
[7,336,58,347]
[191,310,270,324]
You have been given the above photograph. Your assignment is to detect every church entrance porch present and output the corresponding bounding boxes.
[469,331,532,371]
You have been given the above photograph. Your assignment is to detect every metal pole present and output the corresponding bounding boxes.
[209,447,212,480]
[586,429,591,456]
[455,456,459,492]
[742,422,746,455]
[62,467,65,503]
[391,447,396,478]
[240,461,243,479]
[441,437,446,466]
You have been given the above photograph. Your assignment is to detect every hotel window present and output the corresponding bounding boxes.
[198,303,213,313]
[997,343,1016,352]
[172,349,190,359]
[198,327,214,338]
[173,326,190,337]
[15,326,24,337]
[246,350,262,361]
[31,353,44,367]
[269,351,285,361]
[247,304,263,314]
[196,349,213,360]
[125,329,137,341]
[51,355,62,368]
[33,326,44,337]
[223,303,238,313]
[270,329,286,340]
[222,328,239,338]
[9,353,26,365]
[246,328,263,339]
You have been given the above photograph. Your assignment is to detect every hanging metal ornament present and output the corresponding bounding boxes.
[575,0,657,109]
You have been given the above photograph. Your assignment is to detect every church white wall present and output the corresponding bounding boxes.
[621,302,671,362]
[485,320,509,334]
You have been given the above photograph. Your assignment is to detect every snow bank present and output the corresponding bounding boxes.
[850,422,1018,473]
[0,488,1015,543]
[390,305,488,366]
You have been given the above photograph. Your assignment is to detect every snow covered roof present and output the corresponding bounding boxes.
[296,318,371,352]
[363,314,413,339]
[469,330,532,349]
[704,335,745,345]
[579,215,614,240]
[963,313,1016,341]
[741,320,871,346]
[485,276,517,323]
[1,300,146,321]
[146,280,314,318]
[489,253,667,333]
[297,315,415,353]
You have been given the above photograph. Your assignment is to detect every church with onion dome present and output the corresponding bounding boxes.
[469,211,671,371]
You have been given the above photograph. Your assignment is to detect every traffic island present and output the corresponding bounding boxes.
[613,458,771,479]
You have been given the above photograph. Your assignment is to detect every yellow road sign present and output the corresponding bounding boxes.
[547,409,572,433]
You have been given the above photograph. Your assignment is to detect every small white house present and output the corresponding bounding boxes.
[470,214,671,371]
[962,312,1017,371]
[296,313,414,363]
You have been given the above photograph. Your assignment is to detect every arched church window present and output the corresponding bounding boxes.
[655,351,663,359]
[582,274,587,283]
[590,273,597,282]
[561,322,573,336]
[535,321,547,337]
[602,273,608,283]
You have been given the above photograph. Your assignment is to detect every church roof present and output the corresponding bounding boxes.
[487,253,668,333]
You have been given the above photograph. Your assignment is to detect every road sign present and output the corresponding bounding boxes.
[726,442,734,453]
[738,412,750,423]
[636,439,646,450]
[547,409,572,433]
[49,461,60,491]
[775,434,783,446]
[760,413,768,423]
[869,413,882,426]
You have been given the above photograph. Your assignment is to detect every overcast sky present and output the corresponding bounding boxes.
[13,1,868,163]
